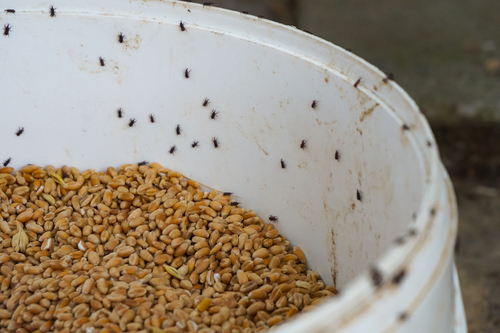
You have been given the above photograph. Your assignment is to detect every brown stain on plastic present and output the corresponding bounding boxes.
[360,103,379,122]
[330,229,338,287]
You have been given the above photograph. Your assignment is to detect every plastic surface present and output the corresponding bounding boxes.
[0,1,466,332]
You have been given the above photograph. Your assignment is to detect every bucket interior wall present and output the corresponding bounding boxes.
[0,2,424,288]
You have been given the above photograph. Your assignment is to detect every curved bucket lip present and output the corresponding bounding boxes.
[3,0,450,328]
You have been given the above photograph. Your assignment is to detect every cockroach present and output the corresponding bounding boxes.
[335,150,340,161]
[356,190,362,201]
[212,137,219,148]
[117,108,124,118]
[3,158,11,167]
[223,192,233,196]
[230,201,240,206]
[118,32,125,43]
[176,124,181,135]
[280,159,286,169]
[210,110,218,120]
[4,9,15,14]
[3,24,12,36]
[49,5,56,17]
[311,100,318,109]
[149,114,156,123]
[269,215,278,222]
[128,118,136,127]
[138,161,148,166]
[402,124,410,130]
[15,127,24,136]
[300,140,307,150]
[203,98,210,107]
[370,266,383,287]
[169,145,177,154]
[184,68,191,78]
[203,2,214,6]
[354,78,361,88]
[392,269,406,285]
[180,21,186,31]
[191,141,199,148]
[99,57,105,66]
[383,73,395,83]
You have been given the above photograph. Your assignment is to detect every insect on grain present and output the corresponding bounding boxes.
[118,32,125,43]
[117,108,124,118]
[230,201,240,206]
[176,124,181,135]
[212,137,219,148]
[354,78,361,88]
[203,2,214,6]
[149,114,156,123]
[383,73,395,83]
[280,159,286,169]
[3,24,12,36]
[15,127,24,136]
[203,98,210,107]
[392,269,406,285]
[99,57,105,66]
[184,68,191,78]
[269,215,278,222]
[180,21,186,31]
[311,100,318,109]
[49,5,56,17]
[300,140,307,150]
[356,190,362,201]
[128,119,136,127]
[335,150,340,161]
[402,124,410,130]
[4,9,15,14]
[223,192,233,196]
[138,161,148,166]
[191,141,199,148]
[370,266,383,287]
[3,158,11,167]
[169,145,177,155]
[210,110,219,120]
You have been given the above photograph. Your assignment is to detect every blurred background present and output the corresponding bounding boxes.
[198,0,499,331]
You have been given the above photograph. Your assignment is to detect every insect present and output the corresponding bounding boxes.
[269,215,278,222]
[402,124,410,130]
[257,15,264,18]
[335,150,340,161]
[354,78,361,88]
[184,68,191,78]
[370,266,383,287]
[169,145,177,154]
[280,159,286,169]
[99,57,105,66]
[15,127,24,136]
[311,100,318,109]
[346,48,352,52]
[149,114,156,123]
[383,73,395,83]
[356,190,362,201]
[118,32,125,43]
[191,141,199,148]
[117,108,124,118]
[203,2,214,6]
[223,192,233,196]
[128,118,136,127]
[3,24,12,36]
[3,158,11,167]
[180,21,186,31]
[240,11,249,14]
[300,140,307,150]
[49,5,56,17]
[4,9,15,14]
[138,161,148,166]
[203,98,210,107]
[392,269,406,285]
[210,110,219,120]
[230,201,240,206]
[176,124,181,135]
[212,137,219,148]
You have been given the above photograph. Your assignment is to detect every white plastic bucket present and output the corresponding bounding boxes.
[0,1,466,332]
